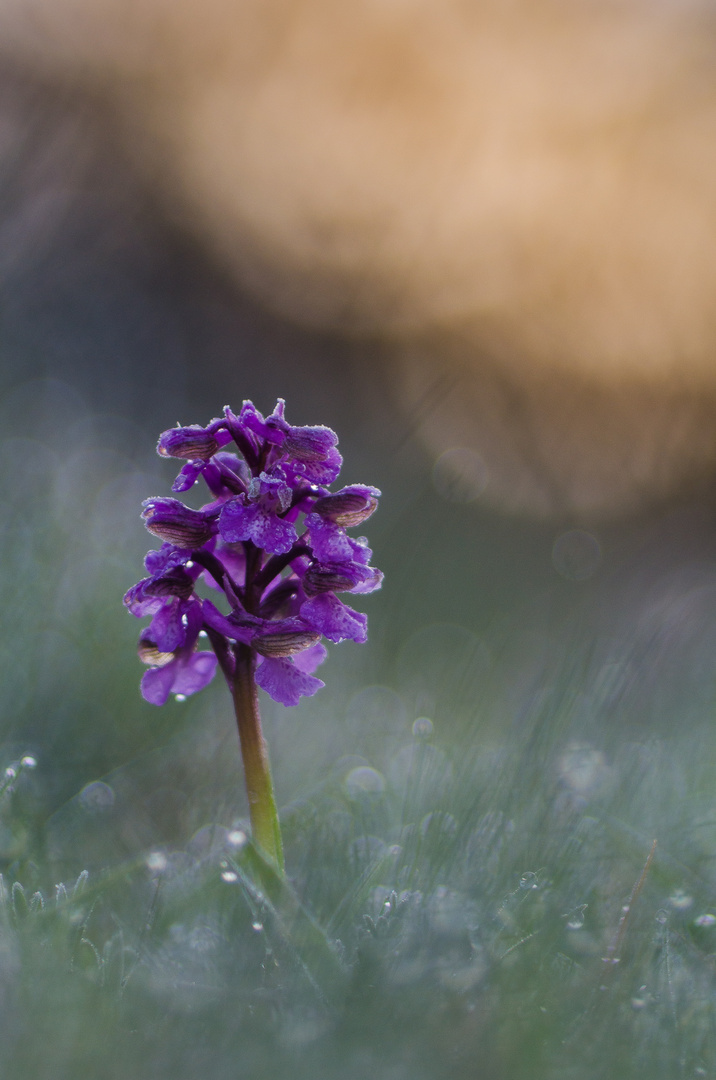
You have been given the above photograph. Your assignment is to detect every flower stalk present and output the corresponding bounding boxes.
[232,644,283,870]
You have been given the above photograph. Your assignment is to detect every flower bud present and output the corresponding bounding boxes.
[253,629,321,658]
[157,425,220,460]
[312,486,380,526]
[141,498,214,548]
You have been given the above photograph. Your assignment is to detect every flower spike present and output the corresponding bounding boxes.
[125,398,382,871]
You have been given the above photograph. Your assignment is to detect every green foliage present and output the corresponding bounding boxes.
[2,705,716,1080]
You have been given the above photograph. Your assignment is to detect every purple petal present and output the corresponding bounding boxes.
[292,641,328,674]
[300,593,368,643]
[141,662,177,706]
[240,399,288,445]
[305,514,354,562]
[285,446,343,485]
[283,424,338,462]
[255,656,325,706]
[171,652,218,696]
[144,544,191,576]
[219,499,297,555]
[172,460,206,493]
[312,485,380,526]
[123,581,163,617]
[148,600,186,652]
[201,599,258,644]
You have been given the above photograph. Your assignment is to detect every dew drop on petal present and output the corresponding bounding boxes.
[174,694,187,702]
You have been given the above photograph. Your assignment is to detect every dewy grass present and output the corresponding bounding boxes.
[124,399,382,870]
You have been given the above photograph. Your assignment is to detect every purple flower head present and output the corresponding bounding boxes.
[126,399,381,706]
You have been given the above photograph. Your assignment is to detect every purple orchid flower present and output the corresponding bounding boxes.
[125,398,382,870]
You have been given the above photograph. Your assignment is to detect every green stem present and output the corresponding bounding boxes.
[231,643,284,872]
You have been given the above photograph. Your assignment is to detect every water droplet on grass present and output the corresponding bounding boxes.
[668,889,693,910]
[695,913,716,927]
[566,905,587,930]
[345,766,385,796]
[146,851,168,873]
[251,921,264,932]
[79,781,115,812]
[221,870,238,883]
[412,717,434,739]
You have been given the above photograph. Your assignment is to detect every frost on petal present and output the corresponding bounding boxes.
[285,447,343,486]
[141,663,177,706]
[221,500,297,554]
[283,424,338,462]
[305,514,354,562]
[300,593,368,643]
[255,656,325,706]
[250,509,297,555]
[218,496,250,542]
[171,652,218,696]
